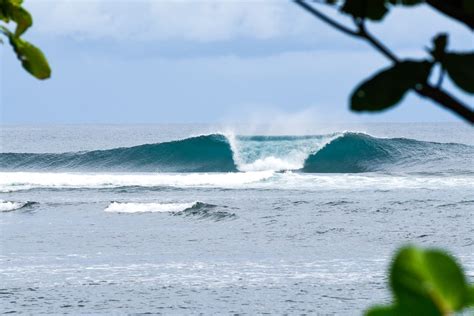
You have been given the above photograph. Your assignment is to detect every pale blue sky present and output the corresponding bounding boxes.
[1,0,473,124]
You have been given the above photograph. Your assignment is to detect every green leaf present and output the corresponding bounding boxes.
[9,5,32,36]
[443,53,474,94]
[0,3,10,22]
[0,1,31,35]
[468,285,474,306]
[6,31,51,79]
[365,305,398,316]
[8,0,24,6]
[341,0,388,21]
[350,60,432,112]
[390,246,471,314]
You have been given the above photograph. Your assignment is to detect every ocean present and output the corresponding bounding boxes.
[1,123,473,315]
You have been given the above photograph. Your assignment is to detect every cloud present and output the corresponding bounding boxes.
[27,0,311,42]
[25,0,472,51]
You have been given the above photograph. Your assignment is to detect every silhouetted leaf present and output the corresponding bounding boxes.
[390,247,472,314]
[388,0,423,6]
[443,53,474,93]
[431,33,448,61]
[341,0,388,21]
[463,0,474,14]
[4,29,51,79]
[351,60,432,112]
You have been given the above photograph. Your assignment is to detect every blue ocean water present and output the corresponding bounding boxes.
[0,123,473,314]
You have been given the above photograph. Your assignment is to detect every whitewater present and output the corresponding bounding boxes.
[1,123,473,315]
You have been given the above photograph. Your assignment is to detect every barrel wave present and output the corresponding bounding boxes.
[0,132,472,174]
[0,134,238,172]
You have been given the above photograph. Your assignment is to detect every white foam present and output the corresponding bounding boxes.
[239,156,301,172]
[0,171,275,192]
[0,171,471,192]
[104,201,198,213]
[0,200,28,212]
[226,133,340,172]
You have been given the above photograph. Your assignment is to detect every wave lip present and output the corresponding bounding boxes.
[0,200,36,212]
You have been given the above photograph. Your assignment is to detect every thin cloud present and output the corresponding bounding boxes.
[27,0,310,41]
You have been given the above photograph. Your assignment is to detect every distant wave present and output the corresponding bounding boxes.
[0,200,36,212]
[1,132,472,174]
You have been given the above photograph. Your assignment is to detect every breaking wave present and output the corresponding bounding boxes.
[1,133,472,174]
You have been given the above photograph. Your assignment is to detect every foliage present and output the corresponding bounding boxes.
[0,0,50,79]
[351,60,432,112]
[365,246,474,315]
[295,0,474,123]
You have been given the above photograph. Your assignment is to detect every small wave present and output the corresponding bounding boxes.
[173,202,237,221]
[0,200,36,212]
[104,201,236,220]
[104,201,199,213]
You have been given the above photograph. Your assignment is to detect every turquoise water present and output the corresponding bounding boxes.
[0,123,473,314]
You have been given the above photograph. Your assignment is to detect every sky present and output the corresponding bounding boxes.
[1,0,473,124]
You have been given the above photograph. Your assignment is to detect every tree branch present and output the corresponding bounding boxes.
[294,0,359,37]
[418,85,474,123]
[355,19,399,63]
[293,0,474,124]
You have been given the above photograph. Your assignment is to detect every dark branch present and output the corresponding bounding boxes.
[418,85,474,123]
[293,0,474,124]
[355,19,399,63]
[294,0,359,37]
